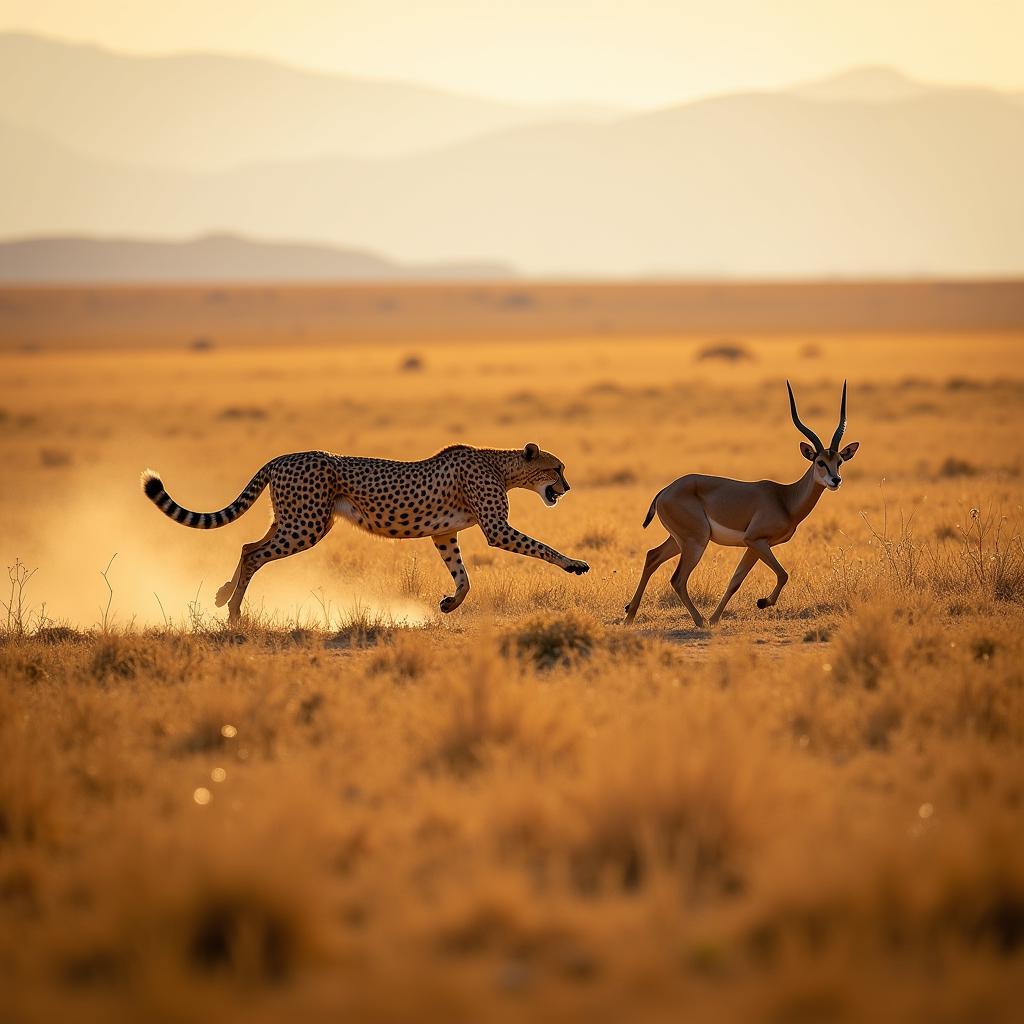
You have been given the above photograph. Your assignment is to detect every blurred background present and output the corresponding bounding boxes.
[1,0,1023,282]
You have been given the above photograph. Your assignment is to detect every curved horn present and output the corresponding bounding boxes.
[787,380,823,452]
[829,380,848,452]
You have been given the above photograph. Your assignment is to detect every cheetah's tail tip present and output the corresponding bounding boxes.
[140,468,163,500]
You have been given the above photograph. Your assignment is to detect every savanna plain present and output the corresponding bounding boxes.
[2,286,1023,1023]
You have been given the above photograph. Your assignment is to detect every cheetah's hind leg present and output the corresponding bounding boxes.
[432,532,470,613]
[215,521,278,607]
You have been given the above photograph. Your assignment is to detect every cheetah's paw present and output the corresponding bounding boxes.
[564,559,590,575]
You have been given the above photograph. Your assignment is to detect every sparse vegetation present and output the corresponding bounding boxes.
[1,320,1022,1022]
[939,455,979,478]
[697,339,753,362]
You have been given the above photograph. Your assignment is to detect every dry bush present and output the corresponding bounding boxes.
[38,447,73,468]
[501,612,601,670]
[216,405,269,421]
[832,603,903,689]
[939,455,979,478]
[697,339,753,362]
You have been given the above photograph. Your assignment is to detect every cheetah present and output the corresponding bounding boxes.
[141,443,589,624]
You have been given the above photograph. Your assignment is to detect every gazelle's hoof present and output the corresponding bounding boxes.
[756,598,770,609]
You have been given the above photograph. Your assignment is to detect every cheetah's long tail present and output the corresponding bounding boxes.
[140,463,272,529]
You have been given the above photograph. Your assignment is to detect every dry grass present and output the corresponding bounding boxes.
[1,301,1023,1022]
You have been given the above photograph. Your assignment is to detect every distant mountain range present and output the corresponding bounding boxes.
[0,32,621,167]
[791,64,1024,105]
[2,33,1023,279]
[0,234,513,284]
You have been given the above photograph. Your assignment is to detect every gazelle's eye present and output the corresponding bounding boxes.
[816,460,826,468]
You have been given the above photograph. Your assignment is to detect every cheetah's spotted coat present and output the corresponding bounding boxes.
[141,443,588,623]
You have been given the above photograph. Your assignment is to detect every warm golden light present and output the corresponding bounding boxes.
[1,0,1021,103]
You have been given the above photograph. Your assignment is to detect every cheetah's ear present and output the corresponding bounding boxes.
[523,442,539,462]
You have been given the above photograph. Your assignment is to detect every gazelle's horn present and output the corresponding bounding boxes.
[787,380,823,452]
[829,380,848,452]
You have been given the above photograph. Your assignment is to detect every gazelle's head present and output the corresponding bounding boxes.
[787,380,860,491]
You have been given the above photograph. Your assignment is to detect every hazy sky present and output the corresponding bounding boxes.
[2,0,1022,104]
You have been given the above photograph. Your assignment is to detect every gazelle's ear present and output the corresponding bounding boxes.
[799,442,817,461]
[523,442,539,461]
[839,441,860,461]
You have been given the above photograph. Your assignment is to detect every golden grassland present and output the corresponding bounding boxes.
[2,302,1023,1022]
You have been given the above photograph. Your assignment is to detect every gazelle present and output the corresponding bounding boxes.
[623,381,859,628]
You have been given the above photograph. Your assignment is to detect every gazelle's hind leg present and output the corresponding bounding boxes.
[623,535,680,624]
[216,521,278,607]
[658,500,712,629]
[667,538,711,628]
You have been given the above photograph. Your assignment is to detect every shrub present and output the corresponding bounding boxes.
[697,340,753,362]
[501,613,600,670]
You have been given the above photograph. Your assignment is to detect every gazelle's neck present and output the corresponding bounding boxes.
[784,464,826,525]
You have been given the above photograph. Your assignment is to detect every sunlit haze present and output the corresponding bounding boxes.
[2,0,1022,104]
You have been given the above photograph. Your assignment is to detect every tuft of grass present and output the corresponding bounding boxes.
[368,632,434,680]
[327,606,401,648]
[832,603,902,689]
[501,613,600,670]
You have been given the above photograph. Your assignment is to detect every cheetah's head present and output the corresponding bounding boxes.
[521,442,571,507]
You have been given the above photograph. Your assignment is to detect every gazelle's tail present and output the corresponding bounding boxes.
[140,463,272,528]
[642,490,663,529]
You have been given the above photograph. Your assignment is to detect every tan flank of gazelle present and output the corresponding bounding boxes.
[624,382,860,627]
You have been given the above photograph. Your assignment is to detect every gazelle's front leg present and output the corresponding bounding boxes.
[432,532,470,613]
[746,538,789,609]
[708,548,759,625]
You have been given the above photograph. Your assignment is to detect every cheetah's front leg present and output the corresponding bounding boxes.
[432,532,470,613]
[481,520,590,575]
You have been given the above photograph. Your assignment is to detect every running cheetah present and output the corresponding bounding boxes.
[141,443,589,623]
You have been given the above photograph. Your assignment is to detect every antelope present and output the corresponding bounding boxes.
[623,381,859,628]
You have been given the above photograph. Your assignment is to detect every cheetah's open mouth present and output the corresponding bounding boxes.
[545,485,560,505]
